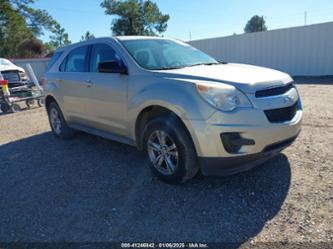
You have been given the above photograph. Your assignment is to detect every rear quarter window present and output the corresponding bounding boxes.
[46,51,63,72]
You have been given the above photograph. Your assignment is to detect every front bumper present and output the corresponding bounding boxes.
[186,103,302,175]
[189,107,302,156]
[198,133,299,176]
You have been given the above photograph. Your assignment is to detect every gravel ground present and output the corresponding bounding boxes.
[0,82,332,247]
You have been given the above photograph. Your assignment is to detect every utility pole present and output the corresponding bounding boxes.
[304,11,307,25]
[189,31,192,41]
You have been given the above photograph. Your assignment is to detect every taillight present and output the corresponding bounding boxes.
[0,79,9,85]
[0,79,10,96]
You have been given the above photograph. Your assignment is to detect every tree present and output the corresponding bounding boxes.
[101,0,170,36]
[11,1,55,36]
[0,0,33,57]
[49,23,71,48]
[80,31,95,41]
[43,23,71,56]
[17,37,43,58]
[244,15,267,33]
[0,0,70,57]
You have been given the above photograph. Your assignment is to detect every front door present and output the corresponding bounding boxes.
[83,43,128,136]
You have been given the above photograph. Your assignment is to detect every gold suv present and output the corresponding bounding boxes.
[45,37,302,183]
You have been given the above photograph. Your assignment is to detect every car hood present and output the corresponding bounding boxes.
[154,63,293,93]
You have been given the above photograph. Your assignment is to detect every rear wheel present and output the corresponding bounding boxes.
[47,102,75,139]
[142,116,198,183]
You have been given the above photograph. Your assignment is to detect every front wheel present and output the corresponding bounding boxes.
[142,116,199,184]
[47,102,75,139]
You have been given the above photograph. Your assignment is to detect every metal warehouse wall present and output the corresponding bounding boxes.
[12,58,49,81]
[189,22,333,76]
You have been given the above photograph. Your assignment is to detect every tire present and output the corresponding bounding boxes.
[26,99,35,109]
[142,116,199,184]
[0,103,11,113]
[11,104,21,113]
[47,101,75,139]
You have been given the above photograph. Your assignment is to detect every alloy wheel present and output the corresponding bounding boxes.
[147,130,179,175]
[50,107,62,135]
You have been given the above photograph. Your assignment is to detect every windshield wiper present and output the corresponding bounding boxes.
[187,62,222,67]
[155,66,185,70]
[155,61,227,70]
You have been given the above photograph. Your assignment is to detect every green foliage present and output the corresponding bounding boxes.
[0,0,71,58]
[0,0,33,57]
[101,0,170,36]
[49,23,71,48]
[244,15,268,33]
[80,31,95,41]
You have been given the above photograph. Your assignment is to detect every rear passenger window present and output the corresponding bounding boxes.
[61,46,88,72]
[90,44,122,72]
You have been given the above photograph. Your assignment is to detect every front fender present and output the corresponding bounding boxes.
[128,80,214,119]
[127,79,215,141]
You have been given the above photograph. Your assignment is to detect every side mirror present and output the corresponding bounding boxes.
[98,61,127,74]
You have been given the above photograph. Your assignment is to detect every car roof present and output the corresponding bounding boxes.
[54,37,115,52]
[115,36,168,41]
[55,36,173,52]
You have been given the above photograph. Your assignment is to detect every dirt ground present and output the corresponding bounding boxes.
[0,82,332,247]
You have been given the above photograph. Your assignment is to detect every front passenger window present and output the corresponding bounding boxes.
[90,44,122,72]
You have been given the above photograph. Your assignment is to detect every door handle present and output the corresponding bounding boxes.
[85,79,92,87]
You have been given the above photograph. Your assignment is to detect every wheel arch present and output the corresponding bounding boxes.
[44,94,68,120]
[134,105,198,155]
[45,94,58,111]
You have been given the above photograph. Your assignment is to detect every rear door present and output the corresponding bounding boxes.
[58,45,92,123]
[83,43,128,136]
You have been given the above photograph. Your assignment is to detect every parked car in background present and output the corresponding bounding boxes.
[0,58,29,88]
[0,59,44,113]
[44,37,302,183]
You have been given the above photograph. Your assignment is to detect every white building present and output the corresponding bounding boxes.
[189,22,333,76]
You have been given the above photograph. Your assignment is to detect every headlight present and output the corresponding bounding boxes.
[196,82,252,112]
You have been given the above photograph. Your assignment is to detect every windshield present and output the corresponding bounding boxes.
[120,39,218,70]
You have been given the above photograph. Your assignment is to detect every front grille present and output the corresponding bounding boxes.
[255,83,294,98]
[264,102,298,123]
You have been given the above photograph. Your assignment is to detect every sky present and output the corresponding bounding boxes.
[32,0,333,43]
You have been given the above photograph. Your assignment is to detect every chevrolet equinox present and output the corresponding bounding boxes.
[45,37,302,183]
